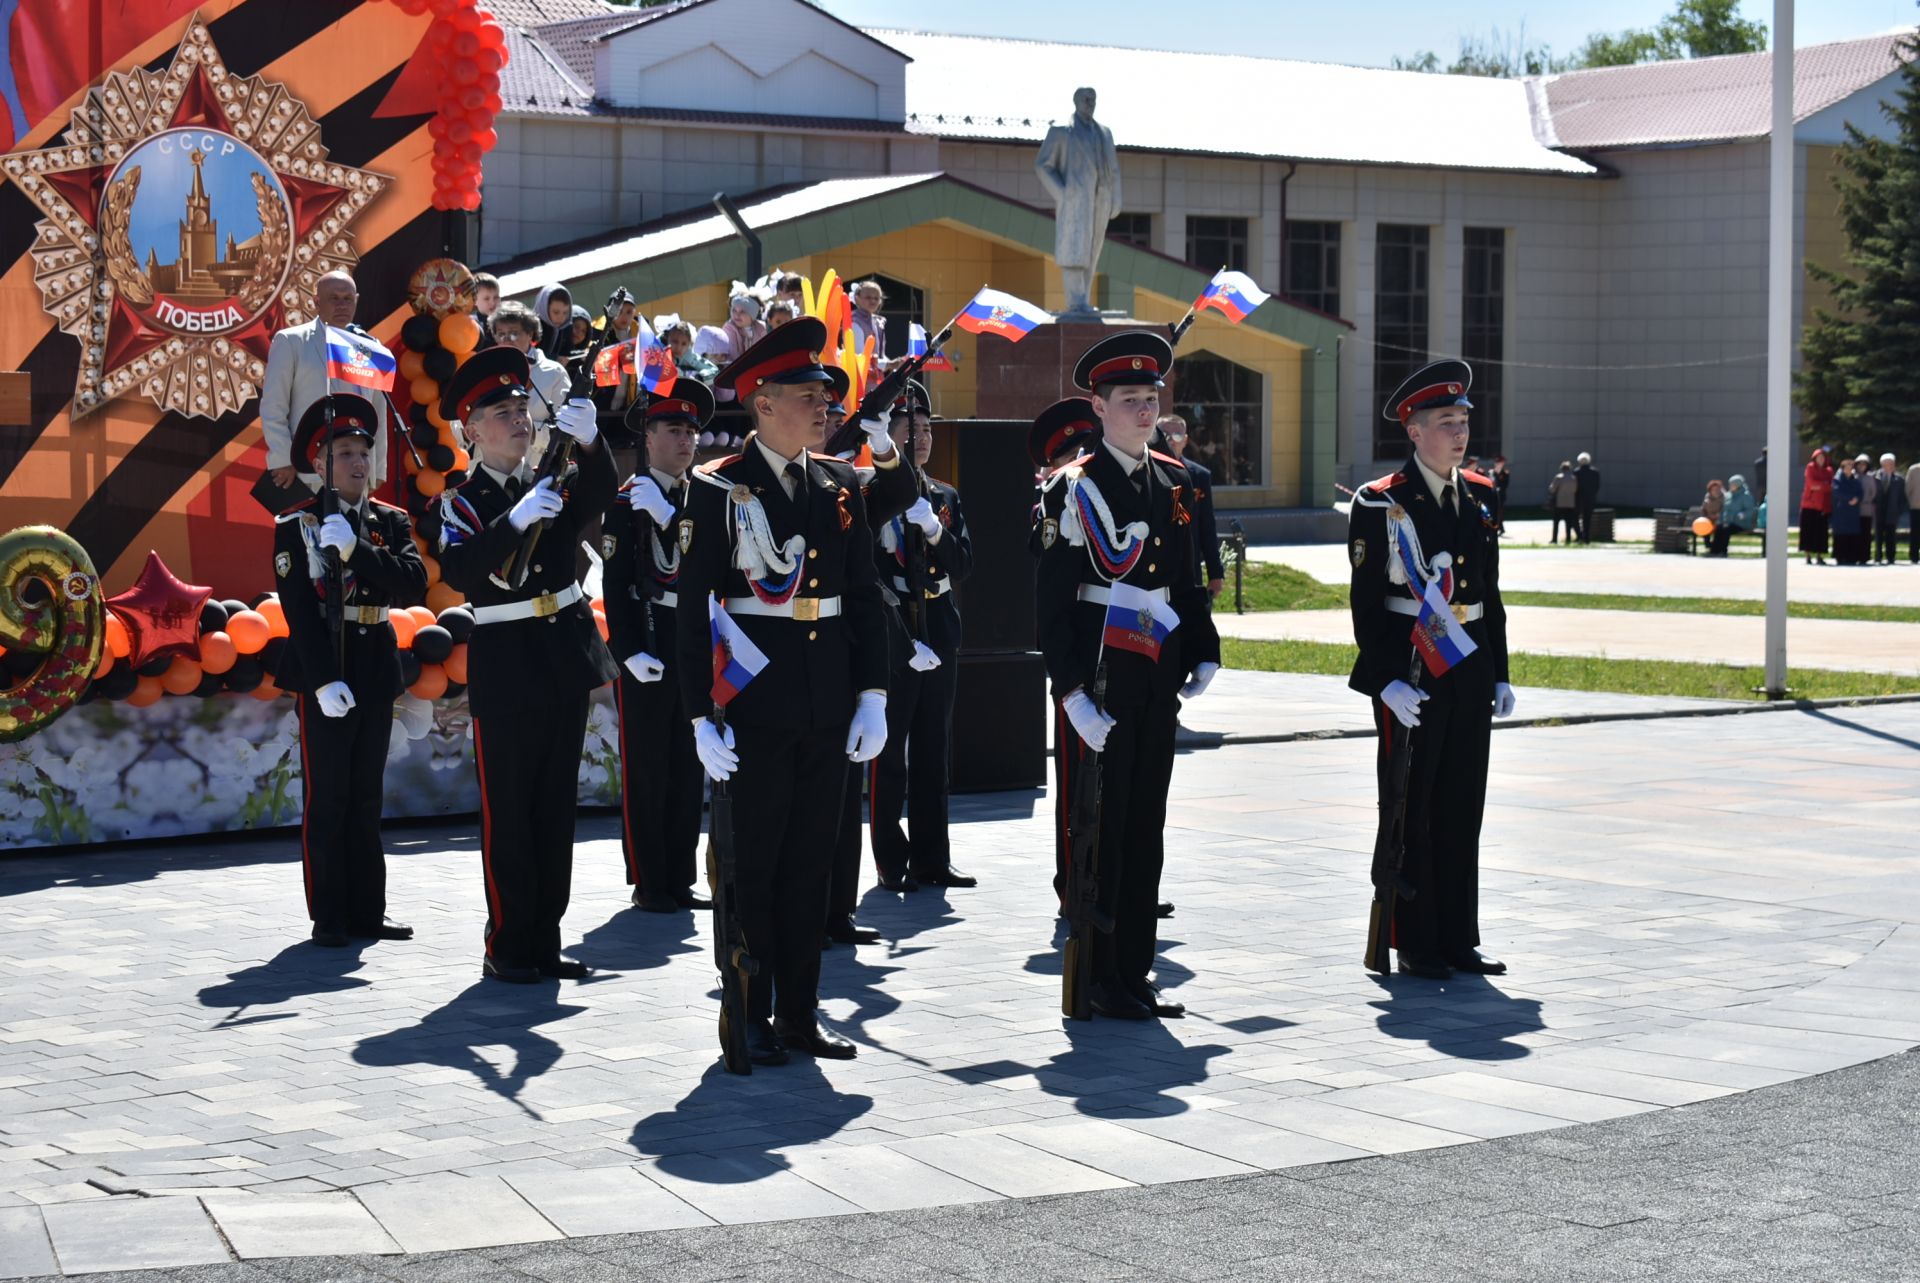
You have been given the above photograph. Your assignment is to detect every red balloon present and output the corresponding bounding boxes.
[428,115,448,139]
[453,31,479,56]
[453,58,480,85]
[456,142,481,165]
[475,127,498,151]
[459,85,486,111]
[396,0,428,13]
[483,92,502,115]
[460,190,481,211]
[479,21,505,49]
[430,0,463,17]
[448,118,473,144]
[479,72,500,95]
[105,551,212,667]
[476,47,502,74]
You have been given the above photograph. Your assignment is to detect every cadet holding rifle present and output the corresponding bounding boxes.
[1036,331,1219,1020]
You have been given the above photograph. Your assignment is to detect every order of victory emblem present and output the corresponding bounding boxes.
[0,17,388,419]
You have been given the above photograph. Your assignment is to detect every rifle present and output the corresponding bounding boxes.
[823,317,959,456]
[1061,661,1114,1020]
[704,704,759,1074]
[502,288,631,588]
[1363,651,1424,974]
[319,399,346,672]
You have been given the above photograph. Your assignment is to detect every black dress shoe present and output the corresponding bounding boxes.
[1156,901,1175,919]
[913,866,977,888]
[1449,949,1507,975]
[824,916,880,946]
[1123,978,1186,1018]
[674,888,713,910]
[877,869,919,893]
[347,918,413,941]
[1087,980,1153,1020]
[745,1020,788,1067]
[482,957,543,984]
[1396,952,1454,980]
[537,957,592,980]
[632,889,681,914]
[310,924,351,948]
[772,1016,857,1059]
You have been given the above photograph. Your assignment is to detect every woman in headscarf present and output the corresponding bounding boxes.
[532,283,573,359]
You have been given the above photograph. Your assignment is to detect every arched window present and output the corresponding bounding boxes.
[1171,352,1263,487]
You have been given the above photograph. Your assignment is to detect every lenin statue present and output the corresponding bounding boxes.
[1035,88,1122,318]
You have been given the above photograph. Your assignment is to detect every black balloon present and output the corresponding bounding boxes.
[260,636,288,672]
[220,597,250,618]
[408,402,431,430]
[443,681,466,700]
[436,607,475,644]
[443,469,468,489]
[398,651,422,687]
[411,422,438,450]
[136,654,173,678]
[193,672,226,698]
[248,591,274,608]
[401,314,439,353]
[199,601,230,633]
[426,444,455,472]
[411,624,453,664]
[223,658,264,693]
[422,348,457,384]
[99,664,139,700]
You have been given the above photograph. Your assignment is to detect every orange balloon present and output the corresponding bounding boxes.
[421,553,441,584]
[415,468,446,498]
[409,662,449,700]
[252,679,282,701]
[199,630,237,675]
[1691,516,1714,537]
[443,642,468,685]
[450,447,471,473]
[592,606,609,642]
[439,311,481,356]
[161,655,203,695]
[437,422,459,447]
[410,376,439,406]
[398,349,426,383]
[226,610,270,654]
[257,597,289,639]
[105,611,131,659]
[94,647,115,680]
[407,605,436,630]
[126,675,163,707]
[426,581,465,613]
[388,608,418,648]
[412,531,431,553]
[427,405,450,430]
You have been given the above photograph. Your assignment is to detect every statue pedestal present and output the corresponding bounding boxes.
[974,318,1144,421]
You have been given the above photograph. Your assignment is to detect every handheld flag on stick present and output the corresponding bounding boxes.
[1100,581,1182,662]
[1193,269,1272,323]
[954,287,1052,342]
[324,325,397,392]
[1391,534,1477,678]
[709,597,770,706]
[909,322,955,372]
[633,314,678,395]
[592,342,631,387]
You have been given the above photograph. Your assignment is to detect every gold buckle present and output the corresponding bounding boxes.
[358,606,386,625]
[792,597,820,622]
[1450,603,1469,624]
[925,587,940,600]
[531,592,560,618]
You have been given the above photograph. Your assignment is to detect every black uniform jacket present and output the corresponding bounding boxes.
[273,497,427,699]
[1346,464,1510,698]
[602,471,687,665]
[673,438,889,731]
[435,445,621,715]
[876,475,973,663]
[1036,446,1221,710]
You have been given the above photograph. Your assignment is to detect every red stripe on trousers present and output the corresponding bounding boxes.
[613,680,643,890]
[472,715,504,956]
[297,697,316,919]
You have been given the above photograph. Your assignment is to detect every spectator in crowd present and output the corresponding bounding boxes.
[775,273,806,313]
[1908,456,1920,563]
[1830,457,1867,566]
[1491,456,1511,533]
[766,299,800,330]
[557,304,594,384]
[472,272,500,346]
[1547,460,1577,544]
[592,294,642,417]
[488,300,569,439]
[693,286,769,385]
[1753,445,1768,503]
[849,280,895,383]
[1699,479,1726,556]
[1573,451,1600,543]
[657,315,718,385]
[1156,415,1224,597]
[1716,474,1758,556]
[1872,453,1907,564]
[533,283,574,358]
[1801,446,1834,565]
[1856,453,1879,553]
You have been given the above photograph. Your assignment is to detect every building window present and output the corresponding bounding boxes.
[1185,216,1249,273]
[1107,212,1153,249]
[1172,352,1263,487]
[1284,220,1340,316]
[1462,227,1505,458]
[847,272,925,361]
[1372,223,1430,460]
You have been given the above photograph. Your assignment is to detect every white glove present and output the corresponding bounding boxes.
[315,681,356,719]
[317,513,356,559]
[628,476,673,528]
[861,418,893,456]
[905,496,941,539]
[1181,661,1219,700]
[1380,679,1429,729]
[1062,688,1116,753]
[508,477,564,532]
[625,652,665,684]
[845,690,888,762]
[692,717,737,781]
[556,397,599,445]
[907,640,941,672]
[1493,682,1517,718]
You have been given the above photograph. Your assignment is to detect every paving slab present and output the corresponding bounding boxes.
[501,1167,711,1236]
[199,1193,400,1259]
[36,1199,226,1275]
[350,1174,560,1253]
[0,1208,56,1280]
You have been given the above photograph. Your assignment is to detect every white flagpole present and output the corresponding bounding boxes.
[1762,0,1793,697]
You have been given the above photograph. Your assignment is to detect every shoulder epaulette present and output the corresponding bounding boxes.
[1148,449,1185,469]
[274,497,318,523]
[1460,468,1492,486]
[1360,471,1406,495]
[371,497,407,514]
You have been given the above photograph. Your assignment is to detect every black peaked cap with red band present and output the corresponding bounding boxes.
[825,365,851,412]
[1073,329,1173,392]
[440,344,531,424]
[624,379,715,433]
[292,393,379,474]
[1028,396,1100,468]
[715,315,835,396]
[1383,358,1474,423]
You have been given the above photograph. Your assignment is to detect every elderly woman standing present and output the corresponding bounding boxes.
[1830,457,1867,566]
[1800,446,1835,566]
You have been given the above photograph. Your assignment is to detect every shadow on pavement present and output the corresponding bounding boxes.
[571,898,703,975]
[946,1019,1231,1118]
[1368,974,1544,1061]
[1801,706,1920,753]
[352,980,583,1120]
[197,940,373,1027]
[627,1058,873,1179]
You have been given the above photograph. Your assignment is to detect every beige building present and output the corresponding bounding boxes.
[485,0,1913,512]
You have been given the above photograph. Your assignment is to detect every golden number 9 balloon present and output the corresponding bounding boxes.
[0,526,106,742]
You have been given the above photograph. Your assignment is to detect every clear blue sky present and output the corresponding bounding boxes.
[818,1,1916,65]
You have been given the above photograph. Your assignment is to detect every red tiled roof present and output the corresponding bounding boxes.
[1535,33,1915,149]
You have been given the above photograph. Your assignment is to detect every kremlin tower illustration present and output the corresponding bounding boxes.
[142,150,262,301]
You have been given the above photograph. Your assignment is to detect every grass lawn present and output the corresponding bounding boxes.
[1220,637,1920,702]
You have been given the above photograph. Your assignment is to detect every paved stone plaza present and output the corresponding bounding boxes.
[1,690,1916,1278]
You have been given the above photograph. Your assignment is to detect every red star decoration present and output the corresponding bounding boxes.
[106,552,212,669]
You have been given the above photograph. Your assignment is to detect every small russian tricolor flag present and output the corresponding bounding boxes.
[908,322,953,371]
[1101,581,1181,662]
[634,314,678,395]
[1193,270,1272,324]
[709,597,770,706]
[1410,578,1478,678]
[954,288,1052,342]
[324,325,397,392]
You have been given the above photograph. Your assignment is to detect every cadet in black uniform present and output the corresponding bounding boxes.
[676,318,891,1064]
[602,382,714,913]
[1347,358,1514,980]
[1036,332,1221,1019]
[433,346,619,983]
[868,388,976,891]
[274,395,428,947]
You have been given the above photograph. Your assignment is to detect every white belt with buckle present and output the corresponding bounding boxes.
[1386,597,1483,623]
[349,605,388,626]
[891,575,951,598]
[1076,583,1169,605]
[471,582,584,625]
[725,595,841,621]
[654,590,678,609]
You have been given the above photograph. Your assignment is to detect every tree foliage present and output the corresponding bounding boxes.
[1396,0,1768,79]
